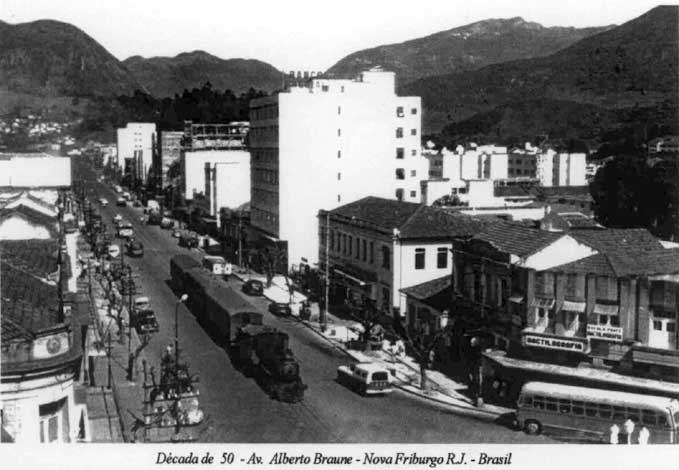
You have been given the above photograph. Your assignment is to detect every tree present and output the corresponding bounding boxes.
[403,328,445,392]
[344,298,387,352]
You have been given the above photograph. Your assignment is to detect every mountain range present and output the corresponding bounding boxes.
[326,17,613,84]
[122,51,286,98]
[403,5,678,141]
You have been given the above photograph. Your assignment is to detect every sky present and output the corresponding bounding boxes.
[0,0,669,72]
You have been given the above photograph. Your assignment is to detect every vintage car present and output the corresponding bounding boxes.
[116,197,127,207]
[126,240,144,257]
[131,308,159,335]
[178,232,199,248]
[242,279,264,296]
[268,301,292,317]
[117,222,134,239]
[336,362,393,395]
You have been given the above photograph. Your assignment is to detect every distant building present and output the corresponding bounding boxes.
[648,135,679,155]
[116,123,156,184]
[250,67,425,270]
[158,131,183,189]
[0,153,71,188]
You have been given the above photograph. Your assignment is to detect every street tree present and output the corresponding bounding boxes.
[402,328,445,392]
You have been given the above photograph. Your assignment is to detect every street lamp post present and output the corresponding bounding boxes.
[175,294,188,368]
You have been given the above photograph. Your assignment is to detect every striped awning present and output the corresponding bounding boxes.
[561,300,586,313]
[594,303,619,316]
[529,297,555,309]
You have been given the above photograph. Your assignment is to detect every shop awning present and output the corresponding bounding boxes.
[508,295,524,304]
[562,300,586,313]
[593,303,619,316]
[333,268,368,286]
[529,297,555,309]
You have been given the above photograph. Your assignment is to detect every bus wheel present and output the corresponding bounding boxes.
[524,420,542,435]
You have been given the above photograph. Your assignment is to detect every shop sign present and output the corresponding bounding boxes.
[587,324,623,342]
[523,334,587,353]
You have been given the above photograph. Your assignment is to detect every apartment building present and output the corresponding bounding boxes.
[116,123,156,184]
[158,131,183,189]
[249,67,425,269]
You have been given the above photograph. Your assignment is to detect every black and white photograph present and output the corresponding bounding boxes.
[0,0,677,467]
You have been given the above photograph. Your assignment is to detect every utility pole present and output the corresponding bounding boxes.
[238,215,243,268]
[321,211,330,330]
[128,266,133,354]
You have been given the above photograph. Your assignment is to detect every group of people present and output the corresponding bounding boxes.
[609,419,651,445]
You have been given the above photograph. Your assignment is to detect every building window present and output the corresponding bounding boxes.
[410,170,416,177]
[411,128,417,136]
[322,85,329,92]
[362,239,367,261]
[337,150,341,159]
[337,194,341,203]
[348,236,353,256]
[396,168,405,180]
[396,128,404,138]
[338,106,341,115]
[395,188,404,201]
[410,190,417,198]
[653,320,662,331]
[337,172,341,180]
[355,237,360,259]
[396,148,404,159]
[337,128,341,137]
[330,230,335,251]
[382,246,390,269]
[342,234,347,254]
[370,241,374,264]
[411,108,418,115]
[396,106,404,117]
[437,247,447,269]
[341,86,345,93]
[411,149,417,156]
[415,248,425,270]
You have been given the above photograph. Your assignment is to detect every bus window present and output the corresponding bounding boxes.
[520,396,532,407]
[658,414,670,428]
[572,401,584,416]
[584,403,598,417]
[642,410,657,426]
[599,405,612,419]
[626,409,640,423]
[545,398,558,412]
[613,406,626,421]
[533,396,545,409]
[674,411,679,427]
[559,400,571,414]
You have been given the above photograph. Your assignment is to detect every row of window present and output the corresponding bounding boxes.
[396,148,419,159]
[252,188,278,206]
[249,126,278,142]
[396,128,417,138]
[327,231,390,269]
[395,188,417,201]
[395,168,417,179]
[520,395,673,427]
[252,206,278,227]
[251,106,279,121]
[396,106,418,117]
[414,247,448,270]
[253,168,278,185]
[252,148,278,162]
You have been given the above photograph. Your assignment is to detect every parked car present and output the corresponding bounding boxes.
[117,223,134,239]
[268,301,292,317]
[160,218,174,229]
[171,229,182,238]
[336,362,394,395]
[242,279,264,296]
[99,197,108,206]
[112,214,123,223]
[178,232,199,248]
[147,212,162,225]
[126,240,144,257]
[114,185,123,193]
[122,191,131,201]
[131,309,159,335]
[116,197,126,207]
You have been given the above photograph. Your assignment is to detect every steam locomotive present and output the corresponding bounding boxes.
[169,255,306,402]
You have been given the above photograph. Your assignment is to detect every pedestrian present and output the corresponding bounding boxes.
[623,418,635,445]
[609,423,620,445]
[638,426,650,445]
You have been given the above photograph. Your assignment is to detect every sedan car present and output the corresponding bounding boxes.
[116,197,126,207]
[242,279,264,296]
[126,240,144,257]
[112,214,123,223]
[268,301,292,317]
[131,309,159,335]
[99,198,109,206]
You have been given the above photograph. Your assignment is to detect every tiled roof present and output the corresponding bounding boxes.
[474,221,563,257]
[329,197,421,231]
[551,249,679,277]
[494,185,532,198]
[529,186,592,199]
[328,197,484,239]
[1,263,60,341]
[0,240,60,278]
[401,275,451,300]
[569,227,663,256]
[0,205,59,236]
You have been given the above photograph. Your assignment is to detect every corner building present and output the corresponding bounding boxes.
[249,68,423,270]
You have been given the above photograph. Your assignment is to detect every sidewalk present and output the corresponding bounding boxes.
[231,267,514,421]
[79,243,150,443]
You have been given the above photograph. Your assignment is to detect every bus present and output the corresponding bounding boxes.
[516,381,679,444]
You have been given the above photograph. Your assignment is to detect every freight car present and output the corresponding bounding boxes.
[233,325,306,403]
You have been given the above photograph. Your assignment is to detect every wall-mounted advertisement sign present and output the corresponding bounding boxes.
[523,333,588,353]
[586,324,624,342]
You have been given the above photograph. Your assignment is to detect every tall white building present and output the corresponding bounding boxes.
[116,123,156,183]
[249,67,424,270]
[536,150,586,187]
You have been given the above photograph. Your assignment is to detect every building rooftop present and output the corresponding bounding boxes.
[473,221,564,257]
[551,248,679,277]
[327,197,484,239]
[0,239,62,279]
[569,227,664,256]
[1,262,60,342]
[0,205,59,237]
[400,275,452,313]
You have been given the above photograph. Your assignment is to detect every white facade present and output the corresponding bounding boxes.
[250,68,424,269]
[536,150,587,187]
[116,123,156,181]
[210,156,251,218]
[183,150,250,203]
[0,154,71,188]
